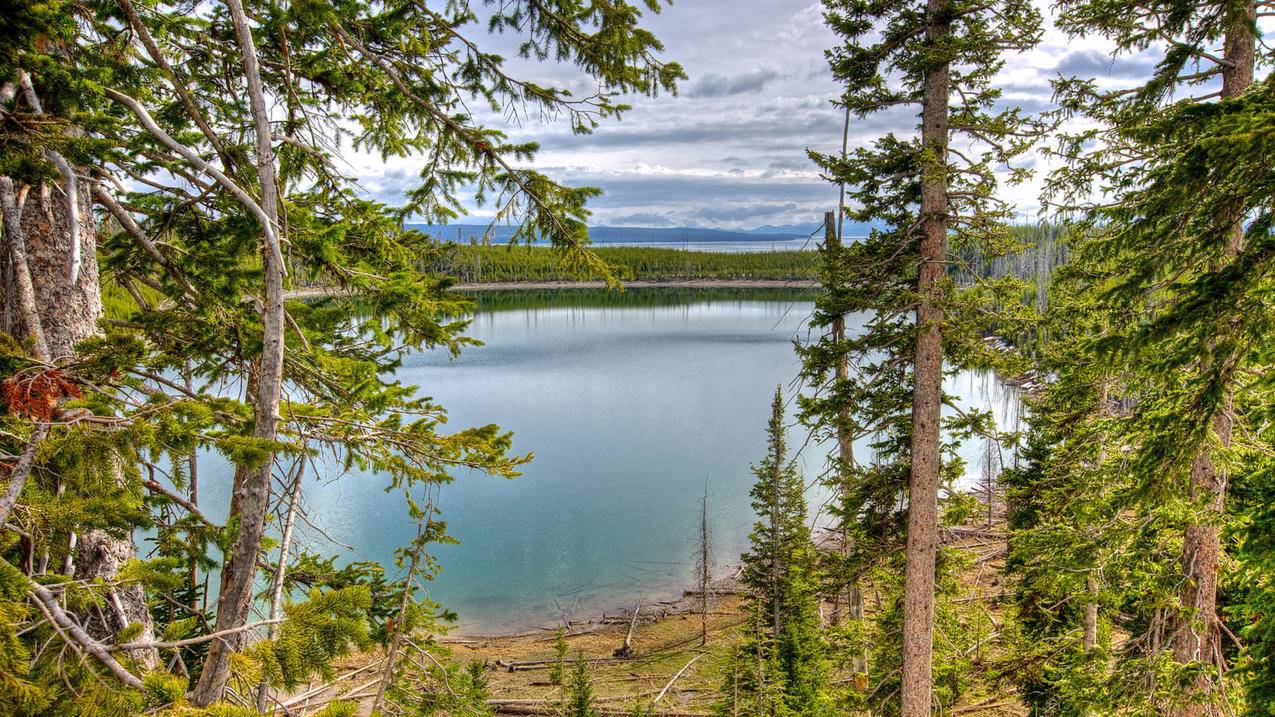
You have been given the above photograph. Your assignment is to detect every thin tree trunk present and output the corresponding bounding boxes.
[0,423,48,527]
[823,211,868,676]
[371,521,426,714]
[192,0,287,703]
[699,484,710,646]
[901,0,950,713]
[0,178,48,360]
[1083,575,1098,651]
[1169,9,1253,716]
[255,450,305,712]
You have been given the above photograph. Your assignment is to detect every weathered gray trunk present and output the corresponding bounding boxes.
[1083,575,1099,651]
[191,0,287,703]
[20,185,102,359]
[901,0,950,713]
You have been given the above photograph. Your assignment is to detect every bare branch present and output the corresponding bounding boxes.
[102,87,284,270]
[19,562,145,690]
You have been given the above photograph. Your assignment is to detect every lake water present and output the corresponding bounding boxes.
[185,290,1020,633]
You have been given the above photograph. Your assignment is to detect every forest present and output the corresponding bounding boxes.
[0,0,1271,716]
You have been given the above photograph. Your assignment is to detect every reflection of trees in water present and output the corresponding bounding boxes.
[470,287,818,313]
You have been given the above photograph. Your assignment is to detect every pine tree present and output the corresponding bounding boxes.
[730,388,829,716]
[1008,1,1271,713]
[564,652,600,717]
[0,0,681,711]
[812,1,1041,712]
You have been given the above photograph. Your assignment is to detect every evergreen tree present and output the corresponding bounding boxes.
[729,387,829,716]
[564,652,600,717]
[1007,2,1271,714]
[811,0,1041,712]
[0,0,681,711]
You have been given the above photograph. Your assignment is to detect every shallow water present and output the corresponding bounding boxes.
[186,290,1019,632]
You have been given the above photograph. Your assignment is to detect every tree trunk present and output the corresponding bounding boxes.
[15,181,159,669]
[1083,575,1099,651]
[255,451,304,711]
[0,179,48,359]
[823,211,869,676]
[901,0,950,713]
[1168,9,1253,716]
[191,0,287,703]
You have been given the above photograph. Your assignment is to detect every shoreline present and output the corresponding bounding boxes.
[447,565,745,641]
[285,278,818,300]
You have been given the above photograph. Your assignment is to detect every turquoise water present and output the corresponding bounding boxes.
[185,291,1019,632]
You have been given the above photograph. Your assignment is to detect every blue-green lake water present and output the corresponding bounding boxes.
[185,290,1020,632]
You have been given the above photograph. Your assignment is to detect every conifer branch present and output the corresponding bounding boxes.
[0,423,48,528]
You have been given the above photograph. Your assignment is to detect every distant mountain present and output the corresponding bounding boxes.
[746,223,820,236]
[748,220,884,237]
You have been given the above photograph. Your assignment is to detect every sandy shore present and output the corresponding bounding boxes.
[272,518,1025,715]
[285,278,818,300]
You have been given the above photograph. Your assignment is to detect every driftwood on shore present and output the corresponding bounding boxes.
[492,706,710,717]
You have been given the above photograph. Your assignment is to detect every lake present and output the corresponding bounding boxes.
[186,290,1020,633]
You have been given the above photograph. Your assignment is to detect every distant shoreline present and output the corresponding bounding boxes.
[286,278,819,299]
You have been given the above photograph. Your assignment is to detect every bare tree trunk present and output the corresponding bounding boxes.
[1169,9,1253,716]
[255,451,305,712]
[371,521,426,714]
[1083,575,1099,651]
[823,211,868,676]
[901,0,950,713]
[699,484,711,646]
[192,0,287,703]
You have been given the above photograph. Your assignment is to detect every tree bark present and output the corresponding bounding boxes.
[0,178,48,359]
[1083,575,1098,651]
[1168,9,1253,716]
[191,0,287,703]
[11,177,160,669]
[901,0,950,713]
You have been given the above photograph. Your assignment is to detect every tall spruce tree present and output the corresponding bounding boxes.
[812,0,1041,712]
[1010,2,1271,713]
[0,0,681,711]
[729,387,829,716]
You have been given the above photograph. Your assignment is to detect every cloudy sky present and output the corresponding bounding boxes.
[353,2,1261,231]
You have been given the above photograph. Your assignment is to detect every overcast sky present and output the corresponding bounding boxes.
[352,2,1262,231]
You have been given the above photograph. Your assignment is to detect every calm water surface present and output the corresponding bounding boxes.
[191,291,1019,632]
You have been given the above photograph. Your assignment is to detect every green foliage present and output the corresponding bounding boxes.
[1005,6,1272,713]
[419,244,816,283]
[247,586,372,691]
[1,0,682,710]
[311,702,359,717]
[728,388,830,716]
[549,627,569,686]
[143,672,188,709]
[564,652,600,717]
